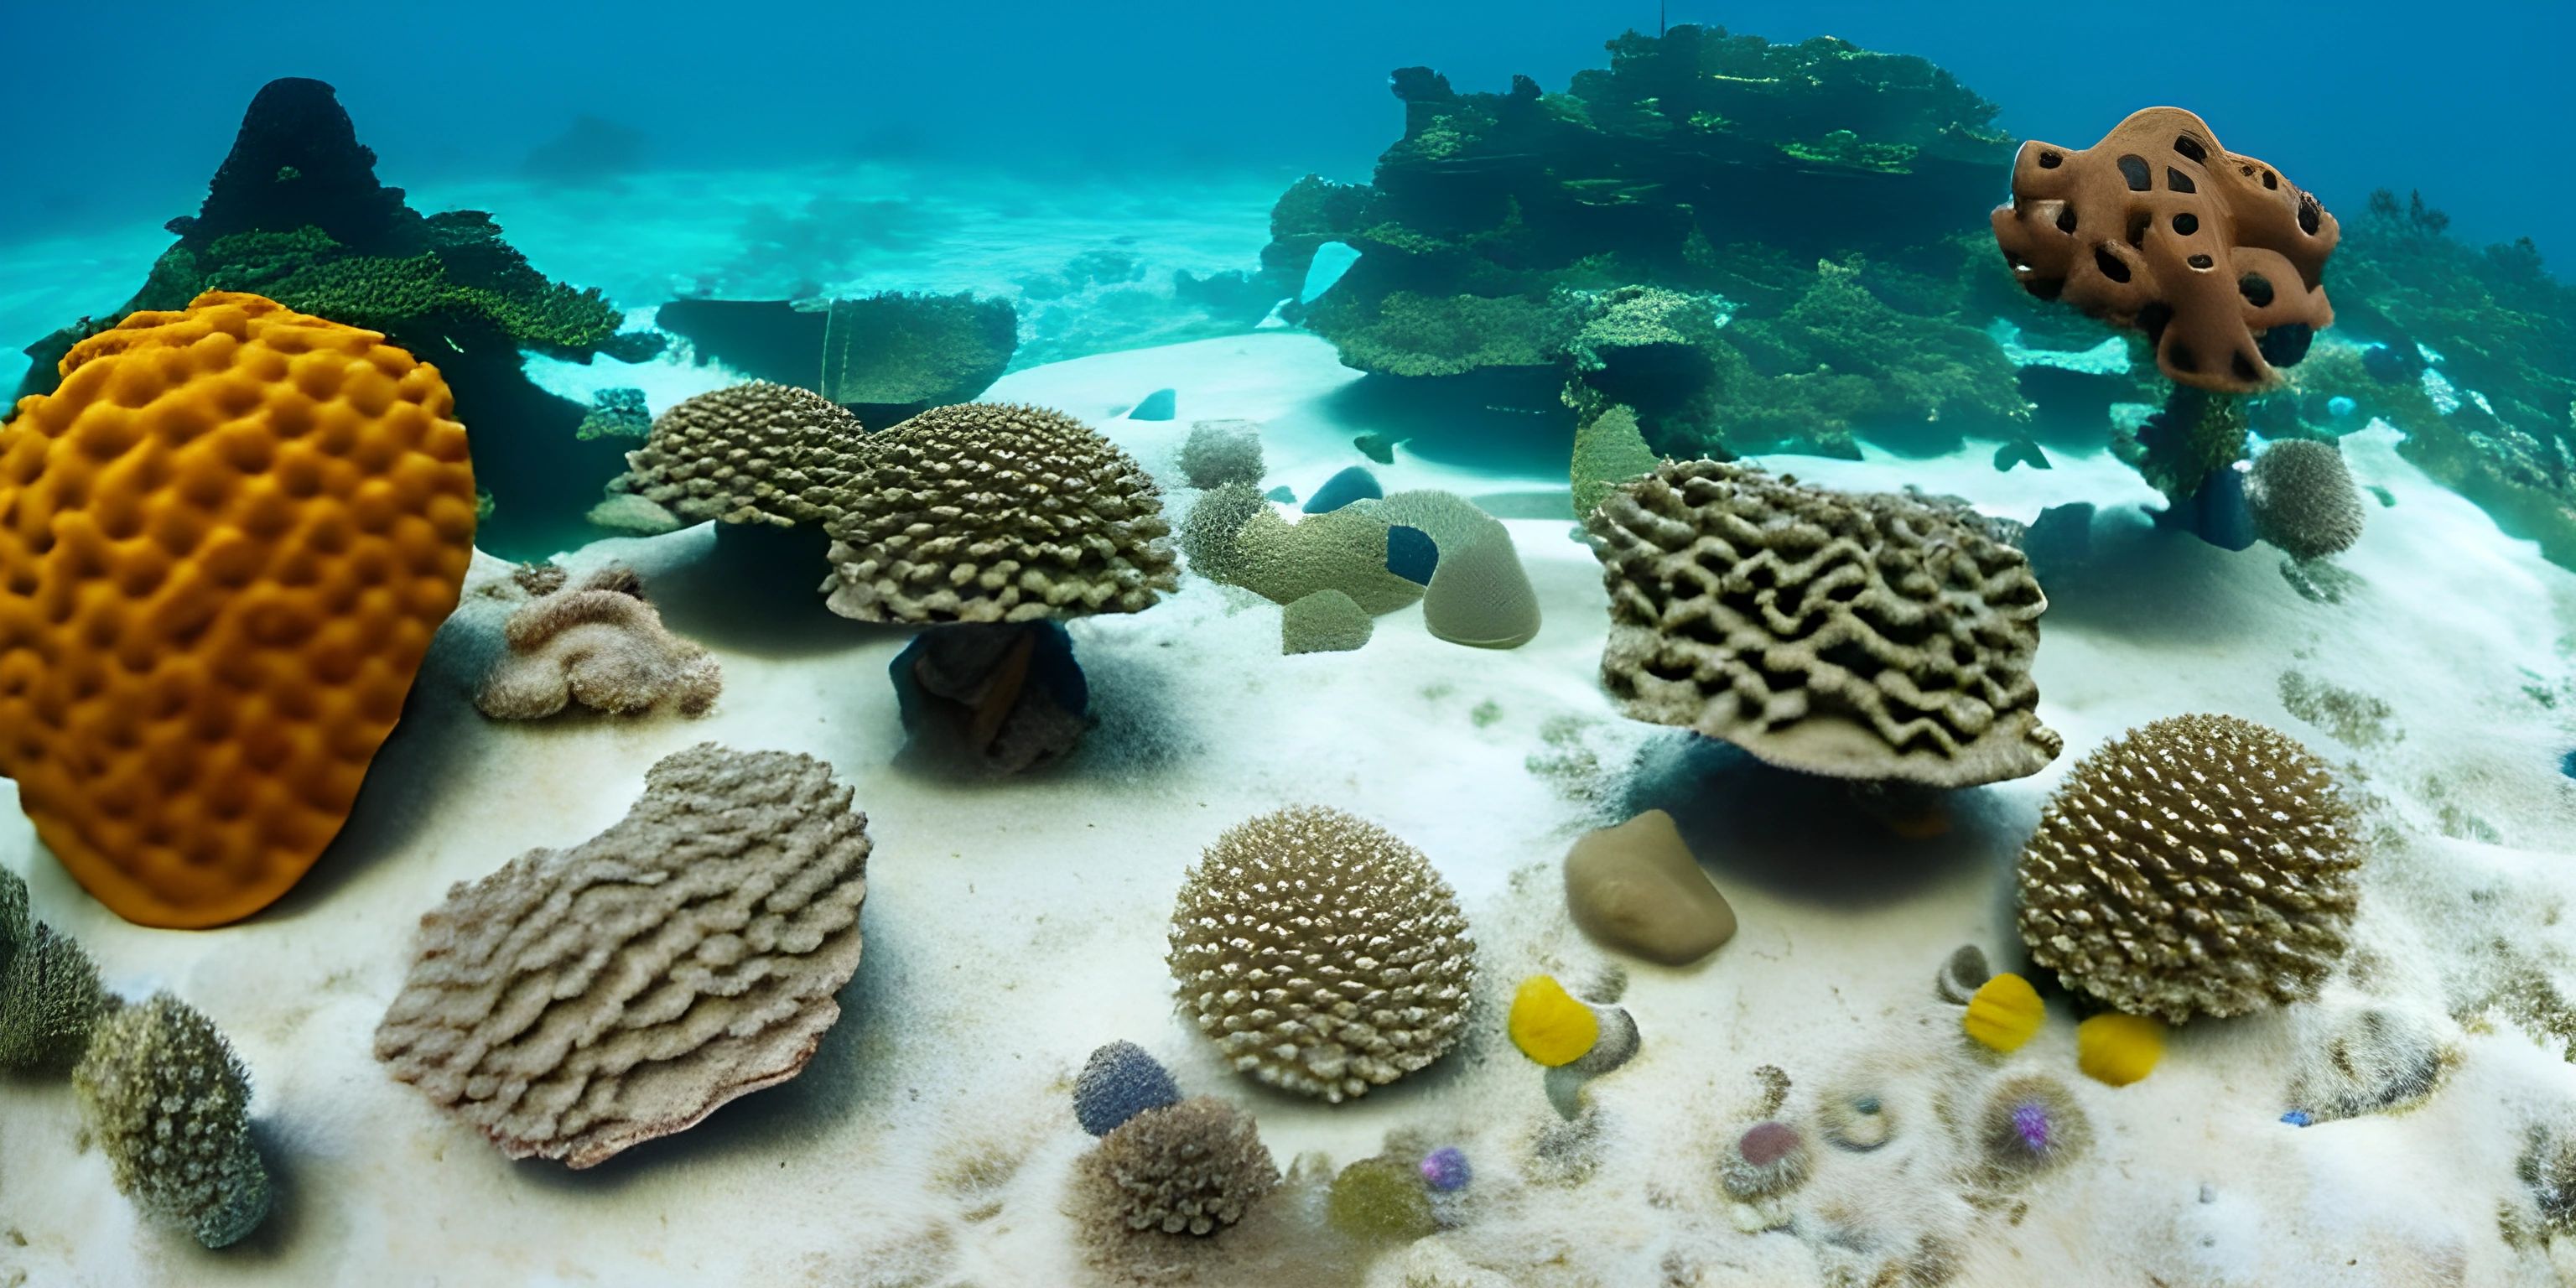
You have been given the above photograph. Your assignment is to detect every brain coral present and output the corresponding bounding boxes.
[1992,106,2337,393]
[1585,460,2060,787]
[0,290,476,927]
[475,564,721,719]
[73,994,273,1249]
[606,382,870,530]
[374,743,871,1166]
[823,402,1178,623]
[2017,714,2362,1022]
[1168,806,1475,1103]
[2246,439,2366,561]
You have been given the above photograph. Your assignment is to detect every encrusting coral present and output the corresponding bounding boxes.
[605,381,871,530]
[2246,439,2367,561]
[2017,714,2363,1023]
[72,994,273,1249]
[1586,460,2060,787]
[1992,106,2338,393]
[476,564,722,719]
[1076,1095,1280,1237]
[0,291,477,927]
[374,744,871,1167]
[823,402,1179,623]
[1167,807,1476,1102]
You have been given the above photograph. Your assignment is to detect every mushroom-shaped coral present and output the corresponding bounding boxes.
[1586,460,2060,787]
[2016,714,2362,1022]
[605,381,870,530]
[1075,1040,1184,1138]
[1076,1096,1280,1237]
[1992,106,2337,393]
[2246,439,2366,561]
[0,290,476,927]
[475,564,721,719]
[1167,807,1476,1102]
[823,402,1178,623]
[1976,1076,2091,1180]
[373,743,870,1167]
[72,994,273,1249]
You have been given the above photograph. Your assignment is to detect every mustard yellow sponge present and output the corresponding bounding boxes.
[2075,1013,2167,1087]
[1963,973,2044,1053]
[1509,974,1600,1067]
[0,291,476,927]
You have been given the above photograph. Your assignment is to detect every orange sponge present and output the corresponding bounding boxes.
[0,291,475,927]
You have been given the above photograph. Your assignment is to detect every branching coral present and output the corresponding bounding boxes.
[476,565,721,719]
[2017,714,2362,1022]
[1168,807,1475,1102]
[73,995,273,1249]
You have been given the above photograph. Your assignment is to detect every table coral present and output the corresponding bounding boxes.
[374,743,871,1167]
[1586,460,2060,787]
[0,290,476,927]
[476,564,721,719]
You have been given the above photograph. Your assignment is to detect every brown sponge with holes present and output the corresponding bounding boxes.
[1992,106,2337,393]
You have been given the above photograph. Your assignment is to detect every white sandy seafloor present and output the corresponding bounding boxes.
[2,320,2575,1287]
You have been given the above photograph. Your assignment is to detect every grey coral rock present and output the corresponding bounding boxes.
[607,381,871,528]
[823,402,1179,623]
[1178,419,1265,489]
[72,994,273,1249]
[2016,714,2363,1022]
[1168,806,1475,1102]
[374,743,871,1167]
[1078,1096,1280,1236]
[1586,459,2060,787]
[2246,439,2366,561]
[476,564,722,719]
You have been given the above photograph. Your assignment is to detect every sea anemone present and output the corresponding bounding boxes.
[1977,1076,2091,1180]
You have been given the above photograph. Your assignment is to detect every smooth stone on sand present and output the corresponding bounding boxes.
[1561,809,1736,965]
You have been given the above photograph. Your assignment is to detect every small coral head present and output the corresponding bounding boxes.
[1419,1145,1472,1192]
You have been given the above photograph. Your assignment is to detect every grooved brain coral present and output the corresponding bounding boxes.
[1585,459,2059,787]
[2017,714,2363,1022]
[373,743,871,1167]
[1992,106,2338,394]
[0,290,475,927]
[1168,806,1475,1103]
[606,382,870,529]
[823,402,1179,623]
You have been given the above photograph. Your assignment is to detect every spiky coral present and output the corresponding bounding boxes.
[2017,714,2363,1022]
[73,995,273,1249]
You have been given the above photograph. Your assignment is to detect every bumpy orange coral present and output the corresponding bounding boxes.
[0,291,476,927]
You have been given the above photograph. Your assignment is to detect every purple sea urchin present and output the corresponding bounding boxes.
[1420,1146,1472,1192]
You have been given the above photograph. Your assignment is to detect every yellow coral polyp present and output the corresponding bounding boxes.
[1963,973,2045,1053]
[2076,1013,2168,1087]
[1508,974,1599,1067]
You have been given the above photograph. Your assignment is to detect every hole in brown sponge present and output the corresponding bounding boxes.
[2231,351,2262,383]
[2125,210,2151,248]
[2173,212,2199,236]
[2173,135,2209,164]
[2297,194,2321,236]
[2026,277,2064,302]
[2166,167,2197,194]
[2093,246,2132,283]
[2168,342,2199,374]
[2054,204,2079,234]
[2187,253,2215,269]
[2038,149,2064,169]
[2238,274,2276,308]
[2262,169,2279,191]
[2137,301,2174,345]
[2117,155,2152,191]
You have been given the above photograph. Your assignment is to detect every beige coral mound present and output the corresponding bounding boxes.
[1077,1096,1280,1237]
[374,743,871,1167]
[1585,460,2060,787]
[476,565,722,719]
[1168,807,1475,1103]
[2017,714,2363,1023]
[608,382,870,529]
[823,402,1179,623]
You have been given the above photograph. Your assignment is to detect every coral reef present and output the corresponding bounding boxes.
[1976,1076,2090,1180]
[1074,1041,1183,1138]
[653,293,1017,421]
[1507,974,1599,1067]
[1963,974,2044,1053]
[1362,491,1542,649]
[823,403,1178,623]
[476,565,721,719]
[0,291,475,927]
[375,745,871,1166]
[2246,439,2367,561]
[1178,419,1265,489]
[1281,589,1374,655]
[1561,808,1735,966]
[2017,714,2363,1022]
[2074,1013,2166,1087]
[1167,807,1475,1102]
[890,621,1089,773]
[606,382,870,529]
[1586,460,2060,787]
[1992,106,2337,392]
[1076,1096,1279,1237]
[574,387,652,440]
[72,995,273,1249]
